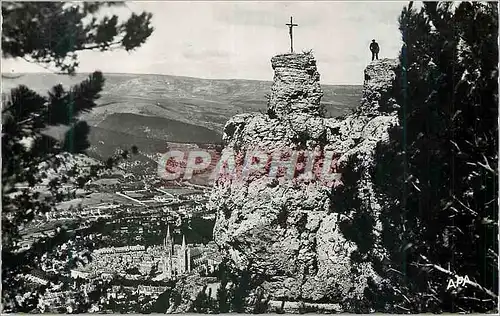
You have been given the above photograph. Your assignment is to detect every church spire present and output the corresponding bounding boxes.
[165,225,173,254]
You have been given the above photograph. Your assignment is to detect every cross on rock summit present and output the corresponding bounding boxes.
[286,16,298,53]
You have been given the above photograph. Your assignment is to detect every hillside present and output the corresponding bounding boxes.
[97,113,222,144]
[2,73,362,133]
[3,72,361,170]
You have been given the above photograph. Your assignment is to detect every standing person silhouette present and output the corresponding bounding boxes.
[370,39,380,61]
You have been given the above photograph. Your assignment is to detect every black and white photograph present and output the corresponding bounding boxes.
[1,1,498,313]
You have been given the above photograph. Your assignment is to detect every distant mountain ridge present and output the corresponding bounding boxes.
[2,73,362,130]
[3,72,362,163]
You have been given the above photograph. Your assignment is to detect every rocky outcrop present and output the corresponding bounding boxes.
[209,53,399,306]
[268,53,325,119]
[167,275,215,313]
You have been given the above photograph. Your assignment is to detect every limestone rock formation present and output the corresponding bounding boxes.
[209,53,400,306]
[167,275,214,313]
[268,53,325,118]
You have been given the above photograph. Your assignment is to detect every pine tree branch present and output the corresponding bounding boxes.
[477,154,496,174]
[460,297,494,303]
[80,41,122,51]
[452,195,478,216]
[416,255,498,299]
[395,304,410,312]
[387,267,405,276]
[488,248,498,259]
[393,288,411,304]
[17,113,45,126]
[20,57,59,74]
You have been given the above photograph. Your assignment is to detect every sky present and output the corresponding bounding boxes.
[2,1,408,85]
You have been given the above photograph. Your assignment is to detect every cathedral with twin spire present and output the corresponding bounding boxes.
[161,226,192,279]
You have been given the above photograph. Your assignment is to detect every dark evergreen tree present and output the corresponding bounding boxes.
[372,1,498,312]
[230,271,251,312]
[216,259,232,313]
[1,2,153,312]
[251,287,270,314]
[151,289,172,313]
[2,2,153,74]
